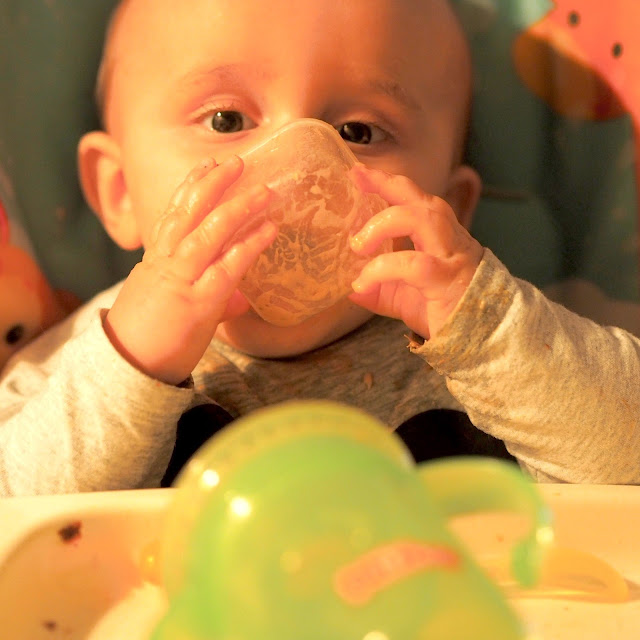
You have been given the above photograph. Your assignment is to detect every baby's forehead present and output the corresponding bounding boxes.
[107,0,465,58]
[101,0,470,122]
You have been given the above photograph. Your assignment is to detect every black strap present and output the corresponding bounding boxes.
[161,403,234,487]
[163,406,515,486]
[395,409,516,463]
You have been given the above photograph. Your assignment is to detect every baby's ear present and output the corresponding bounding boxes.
[444,164,482,230]
[77,131,142,250]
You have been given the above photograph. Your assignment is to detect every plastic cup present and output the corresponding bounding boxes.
[220,119,391,326]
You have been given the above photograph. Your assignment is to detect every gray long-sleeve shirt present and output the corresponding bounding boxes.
[1,249,639,496]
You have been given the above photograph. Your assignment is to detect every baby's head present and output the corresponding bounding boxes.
[79,0,480,356]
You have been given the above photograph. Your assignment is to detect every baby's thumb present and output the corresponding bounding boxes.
[219,289,251,321]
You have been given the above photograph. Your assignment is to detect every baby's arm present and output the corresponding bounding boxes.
[415,252,640,484]
[348,164,483,340]
[0,158,276,496]
[105,156,276,385]
[348,164,640,483]
[0,299,194,495]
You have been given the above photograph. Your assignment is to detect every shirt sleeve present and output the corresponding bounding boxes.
[412,249,640,484]
[0,291,195,496]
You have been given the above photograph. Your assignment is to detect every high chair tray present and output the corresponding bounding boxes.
[0,484,638,639]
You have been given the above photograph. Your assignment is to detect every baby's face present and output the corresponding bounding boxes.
[99,0,473,356]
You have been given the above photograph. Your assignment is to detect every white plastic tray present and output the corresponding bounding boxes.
[0,485,638,639]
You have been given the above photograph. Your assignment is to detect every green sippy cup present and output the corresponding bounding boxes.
[151,400,552,640]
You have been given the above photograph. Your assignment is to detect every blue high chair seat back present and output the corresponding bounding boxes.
[0,0,136,301]
[452,0,639,333]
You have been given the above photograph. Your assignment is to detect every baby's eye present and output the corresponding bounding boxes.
[337,121,385,145]
[204,110,256,134]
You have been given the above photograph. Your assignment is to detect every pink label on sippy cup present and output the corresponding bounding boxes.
[333,540,460,605]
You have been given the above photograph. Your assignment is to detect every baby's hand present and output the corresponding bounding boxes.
[349,164,483,340]
[105,156,276,385]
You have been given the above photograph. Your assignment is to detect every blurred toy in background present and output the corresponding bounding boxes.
[0,197,80,373]
[514,0,640,224]
[152,401,552,640]
[452,0,640,334]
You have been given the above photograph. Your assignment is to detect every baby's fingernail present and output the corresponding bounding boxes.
[223,154,243,168]
[250,184,271,204]
[351,277,364,293]
[349,163,367,181]
[187,158,216,182]
[252,183,270,195]
[262,220,278,236]
[350,235,364,252]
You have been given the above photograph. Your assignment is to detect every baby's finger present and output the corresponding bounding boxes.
[193,219,277,302]
[351,202,462,257]
[152,155,244,256]
[175,184,273,282]
[150,157,217,252]
[219,289,251,322]
[350,163,436,208]
[352,250,459,298]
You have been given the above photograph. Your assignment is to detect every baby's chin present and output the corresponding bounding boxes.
[214,299,374,358]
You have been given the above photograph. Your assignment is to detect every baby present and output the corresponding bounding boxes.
[0,0,638,496]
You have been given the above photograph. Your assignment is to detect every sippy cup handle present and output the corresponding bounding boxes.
[416,457,553,588]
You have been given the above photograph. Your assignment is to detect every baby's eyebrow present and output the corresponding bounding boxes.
[169,62,423,114]
[173,63,276,91]
[365,77,423,113]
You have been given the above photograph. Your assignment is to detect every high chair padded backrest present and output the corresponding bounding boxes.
[1,0,638,333]
[452,0,639,333]
[0,0,137,301]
